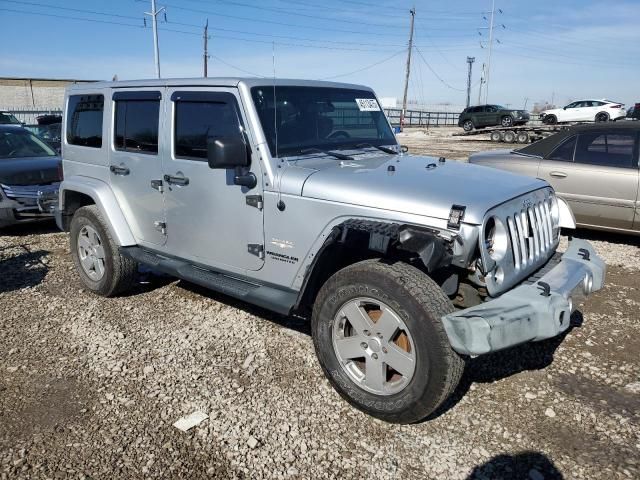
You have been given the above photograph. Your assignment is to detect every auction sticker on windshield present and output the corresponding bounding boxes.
[355,98,380,111]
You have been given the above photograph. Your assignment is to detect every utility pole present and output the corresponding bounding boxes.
[203,19,209,77]
[484,0,495,104]
[400,7,415,131]
[466,56,475,108]
[477,63,485,105]
[144,0,165,79]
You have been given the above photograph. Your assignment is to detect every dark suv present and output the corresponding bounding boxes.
[458,105,530,131]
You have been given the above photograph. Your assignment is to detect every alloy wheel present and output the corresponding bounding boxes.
[332,297,416,396]
[77,225,106,281]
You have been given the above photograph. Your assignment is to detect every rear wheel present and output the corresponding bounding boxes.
[501,115,514,127]
[595,112,609,123]
[490,131,503,142]
[516,131,530,144]
[311,259,464,424]
[70,205,138,297]
[462,120,474,132]
[503,130,516,143]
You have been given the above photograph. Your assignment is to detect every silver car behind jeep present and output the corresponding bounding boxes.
[56,78,605,423]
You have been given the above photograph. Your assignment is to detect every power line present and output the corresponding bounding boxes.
[414,47,467,92]
[320,49,405,80]
[178,0,405,29]
[0,6,144,28]
[0,0,140,21]
[209,54,264,77]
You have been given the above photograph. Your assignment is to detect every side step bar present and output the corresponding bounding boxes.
[120,246,296,316]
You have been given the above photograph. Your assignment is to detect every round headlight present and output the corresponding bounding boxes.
[484,216,508,262]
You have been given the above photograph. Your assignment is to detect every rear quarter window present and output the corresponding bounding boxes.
[66,94,104,148]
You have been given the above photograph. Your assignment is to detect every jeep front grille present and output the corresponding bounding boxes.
[506,200,556,270]
[480,188,559,297]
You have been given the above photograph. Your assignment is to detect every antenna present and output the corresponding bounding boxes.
[272,41,278,160]
[272,42,285,212]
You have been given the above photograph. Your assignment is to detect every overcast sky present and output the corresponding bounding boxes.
[0,0,638,109]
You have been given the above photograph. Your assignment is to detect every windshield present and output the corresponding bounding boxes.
[0,112,21,125]
[0,129,57,158]
[251,86,396,157]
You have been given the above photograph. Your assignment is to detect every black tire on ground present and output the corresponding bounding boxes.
[595,112,609,123]
[543,115,557,125]
[70,205,138,297]
[462,120,474,132]
[503,130,516,143]
[311,259,465,424]
[490,131,503,142]
[501,115,514,127]
[516,131,530,144]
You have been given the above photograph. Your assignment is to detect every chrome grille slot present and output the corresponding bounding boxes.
[507,217,520,270]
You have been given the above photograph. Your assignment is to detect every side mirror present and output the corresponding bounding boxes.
[207,135,249,169]
[563,107,567,110]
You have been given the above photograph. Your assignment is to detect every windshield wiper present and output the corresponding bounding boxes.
[354,143,398,155]
[298,148,354,160]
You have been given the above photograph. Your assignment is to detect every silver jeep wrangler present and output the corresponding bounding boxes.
[56,78,605,423]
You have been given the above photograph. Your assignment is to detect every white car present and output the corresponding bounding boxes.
[541,99,626,124]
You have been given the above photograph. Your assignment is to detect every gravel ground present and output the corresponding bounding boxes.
[1,130,639,479]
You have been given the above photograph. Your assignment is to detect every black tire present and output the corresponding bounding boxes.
[462,120,474,132]
[490,131,503,142]
[311,259,464,424]
[70,205,138,297]
[501,115,514,127]
[503,130,516,143]
[543,114,557,125]
[516,131,530,144]
[595,112,609,123]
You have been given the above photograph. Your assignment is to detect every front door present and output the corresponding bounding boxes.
[108,89,166,246]
[161,88,264,272]
[539,130,639,230]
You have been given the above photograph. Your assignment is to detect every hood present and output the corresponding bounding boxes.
[0,155,61,186]
[289,154,548,225]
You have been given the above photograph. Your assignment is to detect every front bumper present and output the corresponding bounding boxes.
[0,184,59,227]
[442,238,605,356]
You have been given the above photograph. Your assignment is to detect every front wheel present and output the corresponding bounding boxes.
[311,259,464,423]
[501,115,514,127]
[70,205,138,297]
[543,114,557,125]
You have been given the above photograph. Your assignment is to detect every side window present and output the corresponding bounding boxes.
[566,102,578,109]
[114,97,160,154]
[67,94,104,148]
[174,95,243,160]
[575,132,637,168]
[486,106,497,113]
[548,136,577,162]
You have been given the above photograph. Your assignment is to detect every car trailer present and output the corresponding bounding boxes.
[452,124,570,144]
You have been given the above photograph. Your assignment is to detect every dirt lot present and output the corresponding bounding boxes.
[1,129,639,479]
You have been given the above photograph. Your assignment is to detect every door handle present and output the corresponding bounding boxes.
[163,174,190,186]
[110,165,130,176]
[549,171,567,178]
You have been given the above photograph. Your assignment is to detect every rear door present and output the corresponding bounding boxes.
[161,87,264,272]
[539,130,639,230]
[483,105,500,126]
[108,90,166,246]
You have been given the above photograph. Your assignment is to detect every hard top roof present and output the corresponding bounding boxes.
[518,121,640,157]
[66,77,373,92]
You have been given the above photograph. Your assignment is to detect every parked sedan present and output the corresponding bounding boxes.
[469,123,640,235]
[541,99,626,124]
[458,104,529,131]
[0,126,61,228]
